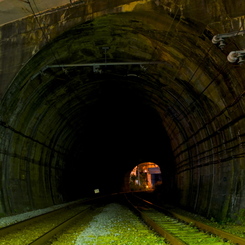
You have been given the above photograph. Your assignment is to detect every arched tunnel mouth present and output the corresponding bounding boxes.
[1,5,244,223]
[0,12,180,209]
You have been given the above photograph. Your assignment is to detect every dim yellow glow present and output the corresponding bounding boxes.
[129,162,162,191]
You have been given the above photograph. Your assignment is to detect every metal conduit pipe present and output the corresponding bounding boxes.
[227,50,245,64]
[212,30,245,49]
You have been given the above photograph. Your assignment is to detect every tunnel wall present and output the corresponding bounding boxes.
[0,0,146,98]
[0,0,150,214]
[0,0,245,222]
[0,78,72,213]
[171,45,245,220]
[1,0,245,98]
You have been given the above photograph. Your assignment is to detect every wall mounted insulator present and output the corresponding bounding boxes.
[227,50,245,64]
[212,30,245,49]
[93,65,102,73]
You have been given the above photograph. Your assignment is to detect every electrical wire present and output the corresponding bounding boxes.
[162,0,185,44]
[9,1,84,147]
[25,0,61,64]
[160,4,245,138]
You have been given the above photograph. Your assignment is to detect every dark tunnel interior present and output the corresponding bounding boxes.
[59,75,174,200]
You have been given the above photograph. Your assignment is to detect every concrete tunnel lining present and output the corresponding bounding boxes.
[0,1,245,223]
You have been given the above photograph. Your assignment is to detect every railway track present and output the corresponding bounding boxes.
[0,194,167,245]
[0,200,94,245]
[125,193,245,245]
[1,192,245,244]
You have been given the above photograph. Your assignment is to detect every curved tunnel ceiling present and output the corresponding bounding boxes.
[0,1,245,220]
[2,12,182,198]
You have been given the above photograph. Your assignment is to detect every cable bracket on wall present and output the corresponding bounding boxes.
[212,30,245,49]
[29,61,164,80]
[227,50,245,64]
[45,61,163,74]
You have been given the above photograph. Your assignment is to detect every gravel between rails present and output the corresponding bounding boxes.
[70,203,167,245]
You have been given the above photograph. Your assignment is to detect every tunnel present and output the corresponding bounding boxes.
[0,0,245,223]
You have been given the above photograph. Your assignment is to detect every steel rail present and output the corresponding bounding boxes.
[0,194,116,244]
[124,193,186,245]
[29,206,91,245]
[0,199,91,238]
[170,212,245,245]
[134,194,245,245]
[0,206,69,237]
[140,212,186,245]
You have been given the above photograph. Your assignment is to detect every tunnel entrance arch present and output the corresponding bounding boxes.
[1,1,245,223]
[0,10,178,215]
[129,162,162,191]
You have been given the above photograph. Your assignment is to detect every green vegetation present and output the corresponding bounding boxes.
[235,209,245,225]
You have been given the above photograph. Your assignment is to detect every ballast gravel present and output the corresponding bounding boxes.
[74,203,167,244]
